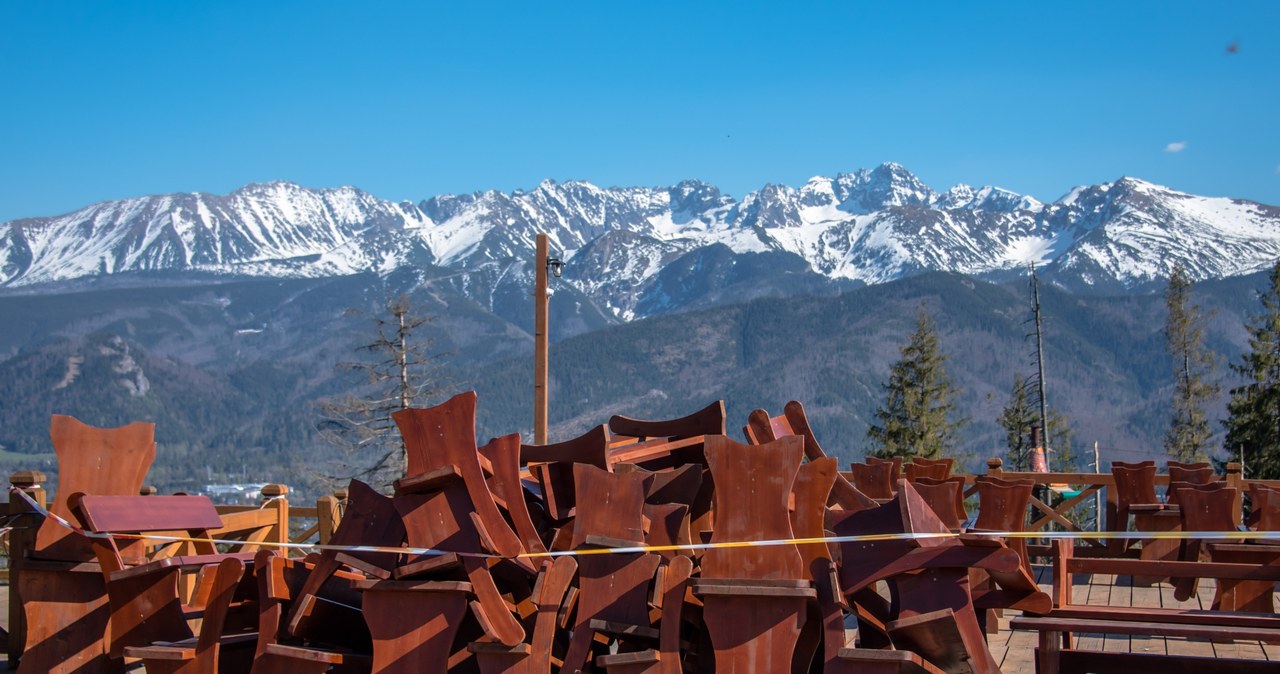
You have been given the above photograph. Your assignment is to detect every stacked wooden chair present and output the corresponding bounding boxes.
[744,401,879,511]
[830,481,1049,674]
[251,478,405,674]
[14,415,157,674]
[23,394,1093,674]
[693,435,819,672]
[359,391,533,673]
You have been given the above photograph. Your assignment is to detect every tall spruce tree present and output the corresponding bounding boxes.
[317,294,444,487]
[867,307,965,459]
[1224,260,1280,479]
[999,373,1075,472]
[1164,263,1219,462]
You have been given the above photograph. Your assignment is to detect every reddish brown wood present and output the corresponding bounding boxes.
[470,556,577,674]
[122,557,251,674]
[561,464,664,673]
[262,479,397,668]
[521,424,610,522]
[904,457,953,482]
[609,400,726,440]
[866,456,904,484]
[1173,484,1274,611]
[356,580,472,674]
[789,458,845,673]
[850,461,897,502]
[831,647,948,674]
[828,482,1020,674]
[479,433,547,554]
[390,392,531,650]
[1109,461,1159,553]
[1247,481,1280,530]
[695,435,814,673]
[912,477,967,531]
[394,391,523,558]
[972,475,1033,574]
[1167,461,1214,486]
[69,494,254,663]
[35,415,156,561]
[17,416,156,673]
[13,566,114,674]
[746,401,878,511]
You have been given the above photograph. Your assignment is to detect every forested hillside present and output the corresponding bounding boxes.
[0,271,1263,498]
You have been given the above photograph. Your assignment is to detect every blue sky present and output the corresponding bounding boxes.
[2,2,1277,222]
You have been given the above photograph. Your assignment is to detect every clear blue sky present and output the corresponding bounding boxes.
[2,2,1277,222]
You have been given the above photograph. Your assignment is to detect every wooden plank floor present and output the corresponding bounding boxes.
[2,572,1276,670]
[991,564,1280,667]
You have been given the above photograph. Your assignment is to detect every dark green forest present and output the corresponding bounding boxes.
[0,270,1263,500]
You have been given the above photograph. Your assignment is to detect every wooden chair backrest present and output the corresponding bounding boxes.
[867,455,903,483]
[520,424,609,466]
[392,391,523,558]
[571,464,649,548]
[782,400,835,461]
[479,433,546,554]
[745,408,792,446]
[1166,477,1228,509]
[522,424,610,522]
[703,435,804,581]
[609,400,726,440]
[36,415,156,561]
[972,476,1033,532]
[1110,461,1158,530]
[1248,482,1280,530]
[747,401,879,512]
[560,463,662,674]
[850,461,896,501]
[1173,482,1237,533]
[912,477,967,530]
[1167,461,1214,485]
[905,457,953,481]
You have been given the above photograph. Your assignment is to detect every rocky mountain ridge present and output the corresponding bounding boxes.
[4,165,1279,325]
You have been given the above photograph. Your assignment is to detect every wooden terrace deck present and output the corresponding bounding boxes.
[3,562,1277,671]
[992,564,1280,671]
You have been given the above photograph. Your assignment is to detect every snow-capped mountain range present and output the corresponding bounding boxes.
[3,163,1279,322]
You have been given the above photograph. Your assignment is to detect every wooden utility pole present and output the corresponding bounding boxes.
[534,233,550,445]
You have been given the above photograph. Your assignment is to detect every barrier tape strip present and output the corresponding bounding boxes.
[13,486,1280,561]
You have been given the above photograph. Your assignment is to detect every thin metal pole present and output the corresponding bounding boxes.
[1094,441,1102,532]
[534,234,550,445]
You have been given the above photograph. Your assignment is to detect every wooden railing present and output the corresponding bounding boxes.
[839,458,1263,537]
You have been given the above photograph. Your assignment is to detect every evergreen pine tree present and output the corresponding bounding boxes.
[317,294,444,487]
[999,373,1075,472]
[1164,263,1219,462]
[1224,260,1280,479]
[867,307,965,459]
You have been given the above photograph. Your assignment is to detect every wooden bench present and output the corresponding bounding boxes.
[70,493,258,674]
[1010,539,1280,674]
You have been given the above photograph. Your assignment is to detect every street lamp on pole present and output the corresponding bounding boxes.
[534,234,561,445]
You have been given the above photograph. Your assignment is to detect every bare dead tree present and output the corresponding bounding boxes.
[316,294,444,488]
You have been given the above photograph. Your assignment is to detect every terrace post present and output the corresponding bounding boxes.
[7,469,47,666]
[261,483,290,556]
[1225,462,1243,527]
[986,457,1004,478]
[316,488,348,545]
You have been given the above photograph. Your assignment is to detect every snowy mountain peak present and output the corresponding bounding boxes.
[3,166,1280,323]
